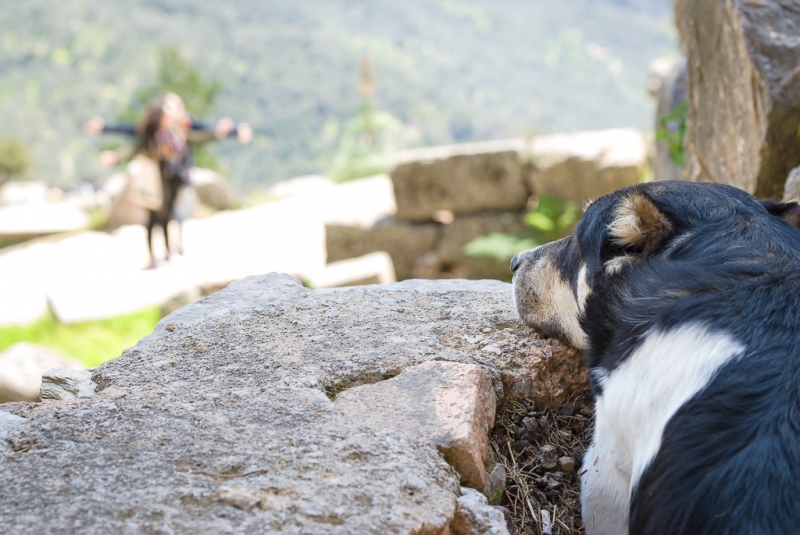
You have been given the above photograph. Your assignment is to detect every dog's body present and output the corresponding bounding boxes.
[511,182,800,534]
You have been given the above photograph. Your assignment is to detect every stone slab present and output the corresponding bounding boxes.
[326,217,440,280]
[0,274,584,534]
[527,129,648,203]
[336,361,496,490]
[390,140,530,222]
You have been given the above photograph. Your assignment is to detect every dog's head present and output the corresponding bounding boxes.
[511,181,800,349]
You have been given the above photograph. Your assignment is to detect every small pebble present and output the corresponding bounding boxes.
[396,308,405,313]
[559,456,576,473]
[539,444,559,470]
[481,327,492,334]
[512,440,530,452]
[530,488,548,504]
[544,473,562,490]
[522,416,538,434]
[165,324,175,332]
[559,403,575,416]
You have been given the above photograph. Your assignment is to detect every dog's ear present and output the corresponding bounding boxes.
[760,199,800,229]
[608,191,672,255]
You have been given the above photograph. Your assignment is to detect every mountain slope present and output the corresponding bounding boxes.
[0,0,676,189]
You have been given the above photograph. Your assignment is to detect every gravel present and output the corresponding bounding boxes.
[491,392,594,535]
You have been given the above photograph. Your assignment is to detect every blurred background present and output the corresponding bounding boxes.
[0,0,679,391]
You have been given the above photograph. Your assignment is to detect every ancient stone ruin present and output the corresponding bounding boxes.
[0,274,586,534]
[327,129,648,281]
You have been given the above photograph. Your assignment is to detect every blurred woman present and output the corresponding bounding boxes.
[83,93,252,267]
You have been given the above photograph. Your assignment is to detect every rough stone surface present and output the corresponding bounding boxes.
[39,368,98,400]
[336,361,496,490]
[527,129,648,203]
[676,0,800,197]
[0,343,84,403]
[783,164,800,201]
[0,274,584,534]
[0,410,26,451]
[390,140,530,222]
[651,56,687,183]
[326,217,440,280]
[451,487,510,535]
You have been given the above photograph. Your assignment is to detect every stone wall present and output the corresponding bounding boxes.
[0,273,586,534]
[327,129,648,281]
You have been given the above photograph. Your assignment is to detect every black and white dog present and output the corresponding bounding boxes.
[511,181,800,535]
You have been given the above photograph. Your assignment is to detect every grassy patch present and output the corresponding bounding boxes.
[0,307,161,368]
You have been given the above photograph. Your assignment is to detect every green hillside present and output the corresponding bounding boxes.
[0,0,676,191]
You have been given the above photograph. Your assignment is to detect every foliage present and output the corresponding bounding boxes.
[464,196,580,262]
[655,100,687,166]
[0,1,675,188]
[463,233,538,263]
[329,106,403,182]
[124,47,222,121]
[0,307,161,368]
[0,138,32,184]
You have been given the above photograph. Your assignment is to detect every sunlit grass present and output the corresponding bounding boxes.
[0,307,161,368]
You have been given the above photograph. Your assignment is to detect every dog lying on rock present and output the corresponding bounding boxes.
[511,181,800,535]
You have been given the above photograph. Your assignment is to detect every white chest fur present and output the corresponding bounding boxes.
[581,323,745,535]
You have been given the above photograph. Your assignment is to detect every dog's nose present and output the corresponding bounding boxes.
[510,254,521,273]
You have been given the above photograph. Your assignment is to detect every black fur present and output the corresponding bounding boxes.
[573,182,800,533]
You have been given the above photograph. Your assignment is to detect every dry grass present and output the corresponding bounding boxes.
[492,391,594,535]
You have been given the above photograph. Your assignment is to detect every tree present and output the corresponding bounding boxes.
[125,47,222,120]
[0,138,32,185]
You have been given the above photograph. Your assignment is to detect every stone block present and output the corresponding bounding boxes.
[335,361,496,490]
[527,129,648,204]
[326,216,440,280]
[311,251,396,288]
[675,0,800,197]
[432,212,527,280]
[390,140,530,222]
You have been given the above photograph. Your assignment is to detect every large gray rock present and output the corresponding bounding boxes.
[0,343,84,403]
[326,216,440,280]
[527,129,648,203]
[390,140,530,222]
[0,274,584,534]
[675,0,800,197]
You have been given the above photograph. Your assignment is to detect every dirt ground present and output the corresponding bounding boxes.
[492,391,594,535]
